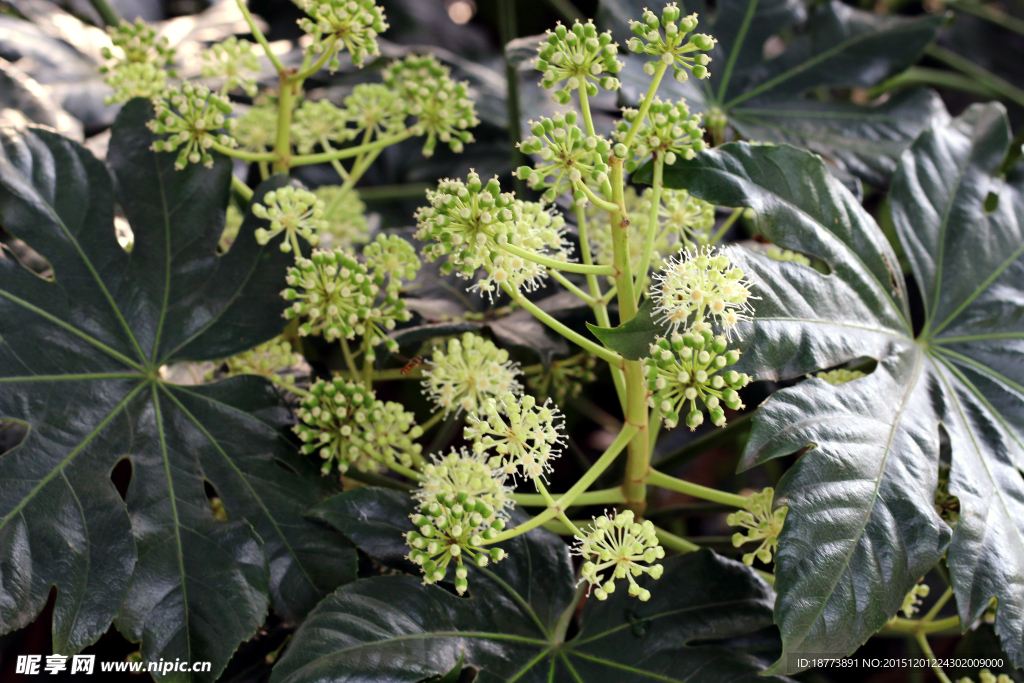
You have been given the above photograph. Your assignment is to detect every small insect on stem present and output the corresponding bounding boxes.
[401,356,425,374]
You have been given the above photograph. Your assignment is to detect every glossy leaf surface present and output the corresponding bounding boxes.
[0,100,355,681]
[633,104,1024,672]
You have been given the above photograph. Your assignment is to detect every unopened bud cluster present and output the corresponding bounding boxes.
[626,3,715,82]
[101,18,175,73]
[282,248,375,339]
[359,234,419,358]
[616,97,705,171]
[573,510,665,601]
[464,394,566,485]
[812,368,866,385]
[217,338,304,386]
[658,189,716,245]
[383,55,478,157]
[298,0,387,70]
[653,245,754,337]
[535,20,623,103]
[148,83,237,170]
[644,331,750,430]
[515,113,611,205]
[343,83,406,137]
[526,353,598,402]
[253,187,327,252]
[293,100,350,154]
[766,246,811,266]
[727,488,787,566]
[295,378,421,473]
[201,37,260,97]
[314,185,369,248]
[421,333,523,416]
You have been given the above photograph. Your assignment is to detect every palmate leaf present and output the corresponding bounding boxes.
[631,103,1024,673]
[0,101,356,681]
[605,0,948,186]
[270,487,792,683]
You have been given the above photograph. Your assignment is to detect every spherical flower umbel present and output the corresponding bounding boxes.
[342,83,407,138]
[414,172,522,279]
[727,487,787,566]
[292,99,350,154]
[281,248,376,340]
[104,62,168,104]
[298,0,387,70]
[464,394,567,485]
[653,245,755,336]
[201,36,260,97]
[148,83,237,170]
[383,54,478,157]
[515,113,611,204]
[295,378,421,473]
[314,185,368,248]
[535,20,623,104]
[658,189,716,245]
[626,4,715,82]
[252,186,327,253]
[406,494,508,594]
[421,333,524,416]
[100,18,175,74]
[416,447,513,521]
[615,97,705,172]
[573,510,665,601]
[364,233,421,286]
[645,331,750,430]
[235,104,277,155]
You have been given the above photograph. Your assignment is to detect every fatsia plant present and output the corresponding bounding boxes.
[0,101,356,678]
[630,102,1024,672]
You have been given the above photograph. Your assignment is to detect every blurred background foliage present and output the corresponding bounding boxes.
[0,0,1021,681]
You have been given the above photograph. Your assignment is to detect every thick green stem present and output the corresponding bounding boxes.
[500,243,617,275]
[211,142,277,163]
[633,153,663,303]
[538,481,585,537]
[500,282,623,366]
[87,0,120,27]
[577,83,596,137]
[234,0,286,73]
[483,424,638,544]
[231,175,253,203]
[922,587,954,623]
[882,615,960,634]
[512,487,625,507]
[273,72,296,173]
[290,131,413,167]
[290,47,335,82]
[645,468,748,507]
[622,62,668,149]
[915,631,952,683]
[575,181,619,212]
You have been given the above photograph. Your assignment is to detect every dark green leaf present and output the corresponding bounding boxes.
[278,487,790,683]
[587,297,661,360]
[613,0,946,185]
[655,104,1024,671]
[0,100,355,680]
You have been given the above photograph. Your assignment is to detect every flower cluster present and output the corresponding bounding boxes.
[616,97,705,172]
[414,172,522,279]
[573,510,665,601]
[626,4,715,82]
[644,331,750,430]
[215,338,305,387]
[421,333,523,416]
[383,54,478,156]
[416,447,512,519]
[201,36,260,97]
[343,83,406,137]
[360,235,419,358]
[253,186,327,252]
[282,248,375,339]
[526,352,598,402]
[406,493,507,594]
[516,113,611,204]
[295,379,421,473]
[766,246,811,266]
[149,83,237,170]
[898,582,930,618]
[292,99,350,154]
[658,189,715,245]
[314,185,368,248]
[535,20,623,104]
[101,18,175,73]
[464,394,566,485]
[104,62,168,104]
[653,245,755,337]
[235,104,277,155]
[727,488,787,566]
[298,0,387,70]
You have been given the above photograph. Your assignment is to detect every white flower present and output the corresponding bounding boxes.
[421,333,523,416]
[464,393,566,485]
[573,510,665,601]
[652,245,755,337]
